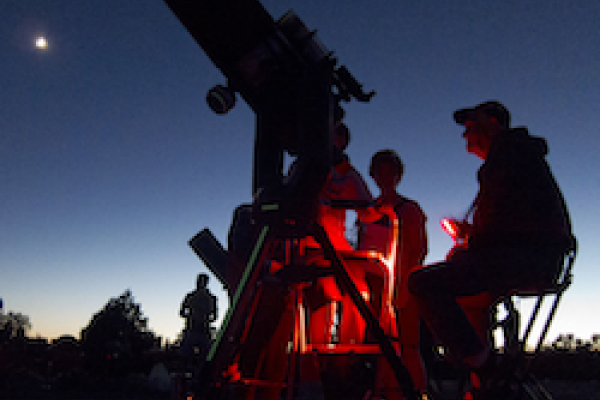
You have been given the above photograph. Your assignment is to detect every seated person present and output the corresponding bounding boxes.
[407,101,573,397]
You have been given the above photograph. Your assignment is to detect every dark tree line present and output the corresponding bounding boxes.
[1,290,599,400]
[1,290,173,399]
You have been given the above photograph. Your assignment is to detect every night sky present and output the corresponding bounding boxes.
[1,0,598,344]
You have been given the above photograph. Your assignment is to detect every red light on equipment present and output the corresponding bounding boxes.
[441,218,459,240]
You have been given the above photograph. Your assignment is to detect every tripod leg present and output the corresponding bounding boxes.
[195,226,276,399]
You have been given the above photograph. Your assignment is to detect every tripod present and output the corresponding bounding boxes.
[191,209,419,400]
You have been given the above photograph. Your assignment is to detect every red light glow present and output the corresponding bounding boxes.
[441,218,459,240]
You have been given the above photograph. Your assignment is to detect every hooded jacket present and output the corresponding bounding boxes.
[470,127,572,249]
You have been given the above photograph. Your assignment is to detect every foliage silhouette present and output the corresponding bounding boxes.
[79,290,157,376]
[0,311,32,341]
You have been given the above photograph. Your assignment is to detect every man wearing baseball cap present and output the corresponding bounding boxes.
[408,100,574,398]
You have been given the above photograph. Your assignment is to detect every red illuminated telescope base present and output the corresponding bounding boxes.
[189,216,418,400]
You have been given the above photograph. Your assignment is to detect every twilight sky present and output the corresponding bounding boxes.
[1,0,598,345]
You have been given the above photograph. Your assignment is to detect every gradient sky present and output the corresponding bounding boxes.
[1,0,598,345]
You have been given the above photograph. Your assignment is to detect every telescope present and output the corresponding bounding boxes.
[164,0,374,216]
[163,0,374,113]
[163,1,419,399]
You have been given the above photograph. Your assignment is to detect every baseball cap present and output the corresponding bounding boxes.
[453,101,510,128]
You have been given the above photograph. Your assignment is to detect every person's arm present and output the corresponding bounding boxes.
[209,295,218,323]
[180,294,191,318]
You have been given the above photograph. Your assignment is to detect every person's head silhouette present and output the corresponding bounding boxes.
[197,273,209,289]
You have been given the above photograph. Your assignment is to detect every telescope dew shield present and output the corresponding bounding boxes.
[189,229,230,292]
[276,11,330,67]
[163,0,278,111]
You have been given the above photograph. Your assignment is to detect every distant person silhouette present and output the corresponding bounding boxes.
[180,273,217,369]
[408,101,573,397]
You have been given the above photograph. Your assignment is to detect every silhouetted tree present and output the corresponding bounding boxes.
[0,311,32,341]
[552,333,577,351]
[591,334,600,351]
[80,290,156,376]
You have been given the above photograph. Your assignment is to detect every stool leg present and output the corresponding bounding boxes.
[534,290,567,353]
[522,297,544,349]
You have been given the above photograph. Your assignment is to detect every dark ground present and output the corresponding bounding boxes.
[540,380,600,400]
[1,379,599,400]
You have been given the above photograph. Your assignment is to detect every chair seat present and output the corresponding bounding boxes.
[338,249,389,276]
[338,249,382,260]
[304,343,388,355]
[508,285,562,297]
